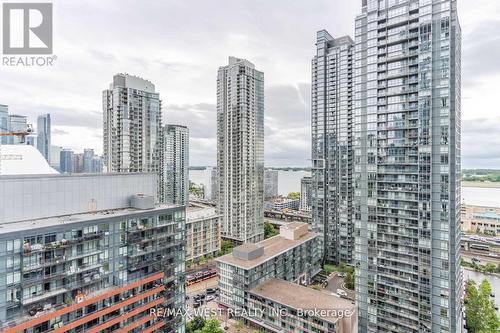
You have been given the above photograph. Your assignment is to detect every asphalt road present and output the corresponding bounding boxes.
[462,252,499,265]
[186,276,219,310]
[325,274,355,300]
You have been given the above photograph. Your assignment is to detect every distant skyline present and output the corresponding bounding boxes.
[0,0,499,168]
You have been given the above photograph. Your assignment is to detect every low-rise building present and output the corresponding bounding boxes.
[0,173,186,333]
[186,204,221,261]
[248,278,357,333]
[265,198,300,211]
[461,204,500,235]
[216,222,321,310]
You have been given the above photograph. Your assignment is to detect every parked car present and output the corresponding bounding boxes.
[206,295,215,302]
[337,289,348,298]
[206,288,217,294]
[471,257,480,263]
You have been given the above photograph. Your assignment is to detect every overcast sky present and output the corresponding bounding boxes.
[1,0,499,168]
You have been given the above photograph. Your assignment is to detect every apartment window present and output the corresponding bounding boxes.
[441,97,448,108]
[7,272,20,286]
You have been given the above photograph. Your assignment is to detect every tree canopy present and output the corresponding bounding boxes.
[264,221,278,239]
[198,319,224,333]
[465,279,500,333]
[186,316,206,333]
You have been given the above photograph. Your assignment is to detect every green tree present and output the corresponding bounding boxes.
[198,318,224,333]
[287,192,300,200]
[484,263,497,273]
[221,240,233,254]
[323,264,336,274]
[187,316,206,333]
[465,279,500,332]
[345,270,355,290]
[264,221,278,239]
[189,182,204,198]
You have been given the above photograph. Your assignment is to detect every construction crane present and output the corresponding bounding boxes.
[0,124,33,142]
[0,131,32,142]
[0,125,34,172]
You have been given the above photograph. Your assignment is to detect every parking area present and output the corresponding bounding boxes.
[325,273,355,300]
[186,276,220,311]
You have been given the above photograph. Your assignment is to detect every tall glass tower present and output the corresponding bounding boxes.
[161,124,189,205]
[217,57,264,244]
[37,113,51,162]
[311,30,355,265]
[103,74,162,175]
[353,0,461,332]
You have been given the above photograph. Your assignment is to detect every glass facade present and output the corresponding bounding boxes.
[217,57,265,243]
[36,114,51,163]
[311,31,355,264]
[161,125,189,205]
[103,74,162,175]
[0,207,186,332]
[353,0,461,332]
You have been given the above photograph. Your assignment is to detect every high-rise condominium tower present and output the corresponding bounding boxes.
[60,148,74,173]
[264,169,279,198]
[50,145,62,171]
[161,124,189,205]
[8,115,27,144]
[103,73,162,175]
[353,0,461,332]
[311,30,355,265]
[83,148,95,173]
[300,176,312,212]
[217,57,264,243]
[36,113,51,162]
[203,166,219,201]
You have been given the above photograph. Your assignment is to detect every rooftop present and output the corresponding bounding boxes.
[249,279,356,324]
[216,223,317,269]
[271,198,299,203]
[0,203,180,235]
[0,145,58,175]
[474,211,500,220]
[186,204,220,222]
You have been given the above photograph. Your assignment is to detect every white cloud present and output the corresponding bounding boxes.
[0,0,498,167]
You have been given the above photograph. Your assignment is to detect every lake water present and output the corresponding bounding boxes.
[191,169,500,204]
[462,186,500,207]
[190,169,310,196]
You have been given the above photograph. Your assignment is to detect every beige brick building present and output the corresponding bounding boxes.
[461,204,500,235]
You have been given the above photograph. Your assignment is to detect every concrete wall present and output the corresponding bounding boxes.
[279,223,309,240]
[0,173,157,223]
